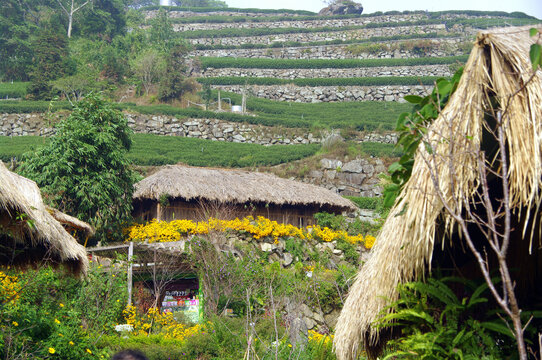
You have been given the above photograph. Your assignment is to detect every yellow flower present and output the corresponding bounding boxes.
[58,333,63,337]
[54,319,60,324]
[59,303,64,308]
[69,341,74,346]
[86,349,92,354]
[12,321,18,327]
[288,344,292,348]
[48,347,56,354]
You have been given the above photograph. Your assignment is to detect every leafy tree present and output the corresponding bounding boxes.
[19,93,135,243]
[77,0,128,40]
[149,8,178,52]
[131,49,165,95]
[27,24,73,99]
[158,43,196,102]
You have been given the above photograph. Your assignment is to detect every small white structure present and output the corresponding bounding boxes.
[160,0,172,6]
[231,105,243,113]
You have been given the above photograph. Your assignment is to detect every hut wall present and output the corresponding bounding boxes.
[134,198,336,227]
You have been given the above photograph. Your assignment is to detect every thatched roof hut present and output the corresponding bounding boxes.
[133,165,356,226]
[334,25,542,360]
[0,162,89,275]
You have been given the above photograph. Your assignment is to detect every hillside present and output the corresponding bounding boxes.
[1,4,541,200]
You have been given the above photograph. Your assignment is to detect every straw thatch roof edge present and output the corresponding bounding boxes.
[0,162,89,276]
[133,165,357,212]
[334,25,542,360]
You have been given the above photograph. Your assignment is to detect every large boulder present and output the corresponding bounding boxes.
[318,1,363,16]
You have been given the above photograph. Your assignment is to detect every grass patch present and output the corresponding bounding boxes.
[0,82,29,98]
[1,135,320,167]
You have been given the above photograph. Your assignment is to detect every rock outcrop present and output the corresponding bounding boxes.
[319,1,363,16]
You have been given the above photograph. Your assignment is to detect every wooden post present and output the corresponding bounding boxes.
[218,90,222,111]
[156,203,161,221]
[127,241,134,306]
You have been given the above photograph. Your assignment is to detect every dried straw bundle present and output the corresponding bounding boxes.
[0,162,89,275]
[134,165,356,211]
[334,25,542,360]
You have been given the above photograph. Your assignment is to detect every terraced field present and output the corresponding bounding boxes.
[148,7,539,104]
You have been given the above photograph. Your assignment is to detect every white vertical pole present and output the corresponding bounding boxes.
[218,91,222,111]
[127,242,134,306]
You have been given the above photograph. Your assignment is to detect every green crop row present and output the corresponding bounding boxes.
[198,76,439,86]
[218,91,411,131]
[200,55,468,69]
[142,5,315,15]
[0,82,30,98]
[193,32,457,50]
[0,135,320,167]
[181,19,444,39]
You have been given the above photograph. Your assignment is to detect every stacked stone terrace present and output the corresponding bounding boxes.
[143,8,537,103]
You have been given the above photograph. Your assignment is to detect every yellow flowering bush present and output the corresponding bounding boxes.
[0,271,20,304]
[308,329,334,346]
[123,305,203,341]
[128,216,375,249]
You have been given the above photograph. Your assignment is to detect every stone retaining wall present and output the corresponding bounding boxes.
[0,113,397,146]
[211,84,431,102]
[193,37,467,59]
[173,14,425,31]
[189,24,447,46]
[201,64,452,79]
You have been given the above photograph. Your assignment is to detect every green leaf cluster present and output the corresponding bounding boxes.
[377,278,506,359]
[530,28,542,71]
[383,68,463,207]
[18,93,135,243]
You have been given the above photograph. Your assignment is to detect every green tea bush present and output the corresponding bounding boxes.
[0,135,320,167]
[0,82,29,98]
[200,55,468,69]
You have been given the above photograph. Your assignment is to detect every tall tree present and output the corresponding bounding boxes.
[19,93,135,243]
[27,24,72,99]
[55,0,94,38]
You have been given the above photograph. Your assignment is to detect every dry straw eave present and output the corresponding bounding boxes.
[133,165,357,211]
[334,25,542,360]
[0,162,89,276]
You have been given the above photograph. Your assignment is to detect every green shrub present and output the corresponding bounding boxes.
[377,278,511,359]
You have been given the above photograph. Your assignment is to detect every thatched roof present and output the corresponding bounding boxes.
[0,162,89,275]
[334,25,542,360]
[133,165,356,211]
[47,206,95,239]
